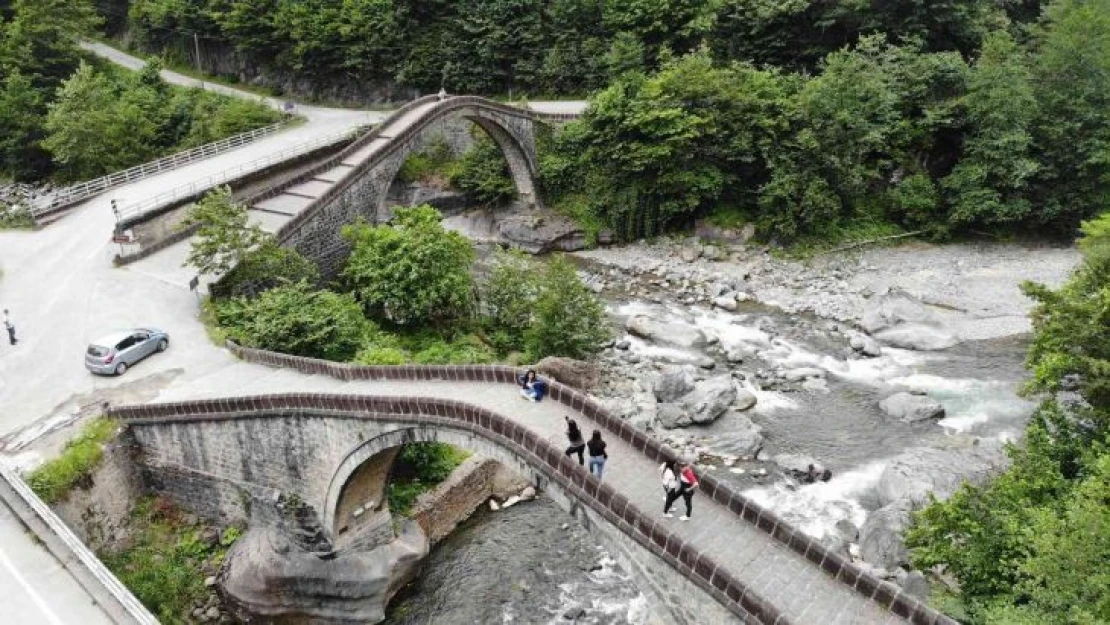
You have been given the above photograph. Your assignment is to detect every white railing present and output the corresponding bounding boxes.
[33,121,291,218]
[114,126,363,225]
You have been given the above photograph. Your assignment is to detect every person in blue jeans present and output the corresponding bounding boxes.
[587,430,608,479]
[518,369,547,401]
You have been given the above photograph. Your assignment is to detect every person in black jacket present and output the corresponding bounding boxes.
[564,417,586,465]
[587,430,608,479]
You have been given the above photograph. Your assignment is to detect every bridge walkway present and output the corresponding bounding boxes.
[155,362,907,624]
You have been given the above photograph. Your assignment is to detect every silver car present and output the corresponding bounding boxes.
[85,328,169,375]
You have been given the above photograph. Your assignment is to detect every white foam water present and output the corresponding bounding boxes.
[744,461,888,540]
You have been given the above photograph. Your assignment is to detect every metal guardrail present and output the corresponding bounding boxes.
[113,126,363,227]
[32,121,290,219]
[0,462,160,625]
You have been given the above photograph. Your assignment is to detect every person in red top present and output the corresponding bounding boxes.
[664,460,699,521]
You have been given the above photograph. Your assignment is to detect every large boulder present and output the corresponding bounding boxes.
[497,212,590,254]
[860,289,939,334]
[734,388,757,411]
[874,323,958,351]
[848,332,883,357]
[678,375,737,425]
[534,357,600,390]
[709,411,764,456]
[859,502,912,570]
[878,392,946,423]
[877,446,1004,508]
[772,453,824,479]
[656,403,690,429]
[221,522,427,624]
[625,316,708,350]
[652,368,696,402]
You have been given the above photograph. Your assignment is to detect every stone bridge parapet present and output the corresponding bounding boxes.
[118,340,953,625]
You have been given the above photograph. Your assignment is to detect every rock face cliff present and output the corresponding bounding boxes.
[220,521,428,625]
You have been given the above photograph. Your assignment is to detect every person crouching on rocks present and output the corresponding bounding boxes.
[665,461,699,521]
[518,369,547,401]
[564,416,586,465]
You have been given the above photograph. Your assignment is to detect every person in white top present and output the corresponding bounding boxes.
[659,460,679,516]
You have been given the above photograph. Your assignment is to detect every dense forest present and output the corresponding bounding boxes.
[0,0,281,184]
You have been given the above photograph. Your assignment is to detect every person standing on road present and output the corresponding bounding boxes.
[587,430,608,479]
[564,416,586,465]
[660,460,679,516]
[666,461,699,521]
[3,309,16,345]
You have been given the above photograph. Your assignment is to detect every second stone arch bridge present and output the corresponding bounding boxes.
[109,346,952,625]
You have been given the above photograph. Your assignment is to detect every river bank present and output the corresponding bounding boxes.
[564,234,1078,587]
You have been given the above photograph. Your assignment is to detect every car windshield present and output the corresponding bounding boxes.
[87,345,109,357]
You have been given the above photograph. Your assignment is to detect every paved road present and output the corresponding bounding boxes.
[0,496,114,625]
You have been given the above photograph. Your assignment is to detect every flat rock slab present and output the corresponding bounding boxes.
[285,180,333,199]
[253,194,314,216]
[314,165,354,183]
[248,209,293,233]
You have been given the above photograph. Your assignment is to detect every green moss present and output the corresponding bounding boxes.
[100,497,243,624]
[0,204,35,229]
[27,418,118,503]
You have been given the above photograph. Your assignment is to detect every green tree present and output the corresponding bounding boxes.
[0,71,50,180]
[215,241,319,298]
[183,186,268,275]
[341,205,475,326]
[480,248,542,351]
[1028,0,1110,232]
[42,62,158,180]
[448,134,515,206]
[525,256,608,359]
[1,0,100,92]
[212,281,369,361]
[943,31,1038,226]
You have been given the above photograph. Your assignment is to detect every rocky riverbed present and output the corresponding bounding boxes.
[563,232,1079,591]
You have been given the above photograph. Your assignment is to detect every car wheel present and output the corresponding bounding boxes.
[115,362,128,376]
[158,339,168,352]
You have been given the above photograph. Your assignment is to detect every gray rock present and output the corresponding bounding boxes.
[709,411,764,456]
[773,453,823,479]
[740,223,756,243]
[782,367,825,382]
[834,519,858,543]
[734,389,757,411]
[876,446,1004,508]
[625,316,708,350]
[859,502,912,570]
[897,569,929,600]
[535,356,601,390]
[874,323,958,351]
[205,607,221,620]
[860,289,938,334]
[679,247,700,263]
[848,332,883,357]
[520,486,537,501]
[678,376,737,424]
[713,296,738,312]
[615,339,631,350]
[204,576,218,588]
[701,245,722,261]
[652,369,696,403]
[656,403,690,429]
[878,392,946,423]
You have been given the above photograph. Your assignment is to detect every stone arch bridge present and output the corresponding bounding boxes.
[109,346,953,625]
[251,95,563,275]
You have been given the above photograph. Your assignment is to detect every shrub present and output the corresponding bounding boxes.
[213,282,369,361]
[525,256,610,360]
[447,134,516,206]
[27,418,117,503]
[341,206,475,326]
[480,248,542,351]
[184,186,268,276]
[387,442,470,515]
[215,240,318,298]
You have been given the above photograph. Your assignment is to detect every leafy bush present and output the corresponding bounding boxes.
[387,442,470,515]
[396,138,454,184]
[525,256,609,360]
[27,418,118,503]
[184,186,268,276]
[480,249,542,351]
[341,206,475,326]
[215,240,319,298]
[447,134,516,206]
[212,282,369,361]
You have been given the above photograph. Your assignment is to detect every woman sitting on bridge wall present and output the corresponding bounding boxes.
[518,369,547,401]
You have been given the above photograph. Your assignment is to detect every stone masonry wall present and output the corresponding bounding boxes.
[51,433,145,553]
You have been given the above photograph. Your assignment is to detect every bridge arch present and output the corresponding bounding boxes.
[324,424,547,548]
[276,96,548,275]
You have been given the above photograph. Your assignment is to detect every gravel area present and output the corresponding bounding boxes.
[576,238,1080,341]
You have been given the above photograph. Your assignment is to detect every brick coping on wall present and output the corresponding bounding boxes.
[113,394,775,624]
[218,341,955,625]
